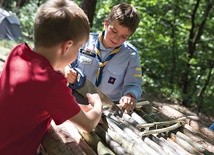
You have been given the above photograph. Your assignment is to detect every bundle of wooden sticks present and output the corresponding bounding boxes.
[41,101,214,155]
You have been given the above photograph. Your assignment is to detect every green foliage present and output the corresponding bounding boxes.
[17,1,40,39]
[0,0,16,10]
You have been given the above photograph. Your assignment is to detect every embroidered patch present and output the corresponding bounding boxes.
[135,67,141,71]
[134,74,142,78]
[108,77,116,84]
[79,55,92,64]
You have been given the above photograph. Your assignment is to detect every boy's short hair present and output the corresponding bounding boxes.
[34,0,90,47]
[106,3,140,33]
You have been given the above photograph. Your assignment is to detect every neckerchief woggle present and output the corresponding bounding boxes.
[95,32,121,87]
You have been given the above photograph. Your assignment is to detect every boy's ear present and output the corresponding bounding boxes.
[62,40,73,54]
[103,19,109,28]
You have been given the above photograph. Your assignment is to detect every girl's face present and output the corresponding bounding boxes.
[103,20,132,48]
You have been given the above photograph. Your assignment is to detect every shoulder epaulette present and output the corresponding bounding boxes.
[125,41,138,52]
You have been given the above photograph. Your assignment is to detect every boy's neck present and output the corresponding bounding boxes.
[33,46,61,70]
[101,38,108,49]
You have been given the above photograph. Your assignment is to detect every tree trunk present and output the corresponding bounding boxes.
[80,0,97,28]
[197,64,213,113]
[16,0,29,8]
[0,0,4,7]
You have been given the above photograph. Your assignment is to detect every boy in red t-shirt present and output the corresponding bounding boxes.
[0,0,102,154]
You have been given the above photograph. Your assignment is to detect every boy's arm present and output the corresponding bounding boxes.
[69,93,102,132]
[119,49,142,113]
[122,50,142,101]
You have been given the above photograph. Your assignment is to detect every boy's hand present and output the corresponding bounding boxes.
[119,94,136,114]
[86,93,102,112]
[64,66,77,83]
[78,93,102,113]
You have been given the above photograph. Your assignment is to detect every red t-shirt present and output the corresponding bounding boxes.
[0,43,81,155]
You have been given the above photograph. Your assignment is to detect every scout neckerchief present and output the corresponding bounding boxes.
[95,32,121,87]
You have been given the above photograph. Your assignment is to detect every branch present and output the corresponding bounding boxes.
[139,122,184,137]
[194,0,213,44]
[188,0,201,56]
[136,117,186,129]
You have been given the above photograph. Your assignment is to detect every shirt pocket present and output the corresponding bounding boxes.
[107,64,124,75]
[100,64,126,94]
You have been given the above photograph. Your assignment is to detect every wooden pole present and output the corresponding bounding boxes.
[104,114,161,155]
[134,108,156,123]
[107,128,157,155]
[170,133,203,155]
[176,131,205,152]
[182,125,214,153]
[154,103,214,143]
[130,111,147,124]
[185,118,214,142]
[150,135,181,155]
[79,130,115,155]
[144,137,166,155]
[166,138,191,155]
[95,125,129,155]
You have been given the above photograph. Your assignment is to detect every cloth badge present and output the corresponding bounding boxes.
[79,55,92,64]
[108,76,116,84]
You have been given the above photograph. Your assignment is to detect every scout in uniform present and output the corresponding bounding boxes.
[68,3,143,113]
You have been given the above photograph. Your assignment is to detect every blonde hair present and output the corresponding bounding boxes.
[34,0,90,47]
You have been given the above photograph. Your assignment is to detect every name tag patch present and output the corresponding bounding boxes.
[80,49,96,58]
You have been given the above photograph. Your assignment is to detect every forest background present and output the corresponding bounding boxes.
[0,0,213,123]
